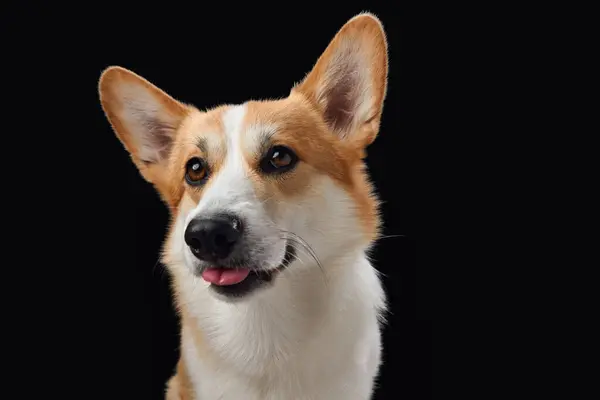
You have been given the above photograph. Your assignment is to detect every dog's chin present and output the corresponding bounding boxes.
[196,243,296,301]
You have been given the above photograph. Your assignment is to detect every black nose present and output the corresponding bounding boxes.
[184,215,243,262]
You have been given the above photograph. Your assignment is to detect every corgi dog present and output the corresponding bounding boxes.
[99,12,389,400]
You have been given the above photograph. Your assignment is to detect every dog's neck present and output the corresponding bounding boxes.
[171,250,385,379]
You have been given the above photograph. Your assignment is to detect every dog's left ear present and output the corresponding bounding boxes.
[294,13,388,148]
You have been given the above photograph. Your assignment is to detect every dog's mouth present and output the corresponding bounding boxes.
[201,243,296,298]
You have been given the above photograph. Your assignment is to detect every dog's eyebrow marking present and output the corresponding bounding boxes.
[195,137,208,153]
[253,125,279,158]
[258,131,273,156]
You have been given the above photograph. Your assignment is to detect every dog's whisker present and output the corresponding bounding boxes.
[279,237,310,266]
[285,238,323,276]
[290,247,308,267]
[152,259,168,280]
[279,230,328,288]
[260,194,276,205]
[282,234,321,268]
[378,234,407,240]
[308,226,326,236]
[277,260,300,283]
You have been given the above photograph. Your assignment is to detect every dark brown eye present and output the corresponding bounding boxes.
[185,157,208,185]
[260,146,298,174]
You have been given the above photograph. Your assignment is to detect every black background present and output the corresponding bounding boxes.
[4,2,437,399]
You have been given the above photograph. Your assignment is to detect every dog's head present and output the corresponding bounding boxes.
[99,14,388,300]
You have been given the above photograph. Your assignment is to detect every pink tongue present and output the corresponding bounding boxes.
[201,268,250,286]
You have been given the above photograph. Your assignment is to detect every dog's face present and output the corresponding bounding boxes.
[99,14,388,300]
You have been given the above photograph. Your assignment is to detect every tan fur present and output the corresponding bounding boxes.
[165,359,193,400]
[98,13,388,399]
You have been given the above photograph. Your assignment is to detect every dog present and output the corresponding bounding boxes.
[98,12,389,400]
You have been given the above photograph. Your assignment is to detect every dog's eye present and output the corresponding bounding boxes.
[185,157,209,185]
[260,146,298,174]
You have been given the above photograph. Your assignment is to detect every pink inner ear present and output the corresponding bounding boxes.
[321,67,361,138]
[138,117,176,164]
[293,15,388,144]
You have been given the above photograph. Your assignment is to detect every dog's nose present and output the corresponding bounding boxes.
[184,215,243,261]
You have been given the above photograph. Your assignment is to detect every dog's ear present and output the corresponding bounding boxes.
[98,66,190,184]
[293,13,388,148]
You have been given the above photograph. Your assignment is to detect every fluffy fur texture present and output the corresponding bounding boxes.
[99,12,389,400]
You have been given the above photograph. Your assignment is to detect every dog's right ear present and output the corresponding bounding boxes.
[98,66,190,184]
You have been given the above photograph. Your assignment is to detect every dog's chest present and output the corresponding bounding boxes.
[180,317,379,400]
[182,353,367,400]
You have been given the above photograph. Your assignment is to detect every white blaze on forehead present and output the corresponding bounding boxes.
[187,104,253,222]
[220,104,247,173]
[222,105,247,144]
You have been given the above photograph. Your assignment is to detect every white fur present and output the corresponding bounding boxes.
[165,104,386,399]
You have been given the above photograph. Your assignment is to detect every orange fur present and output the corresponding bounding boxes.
[165,359,193,400]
